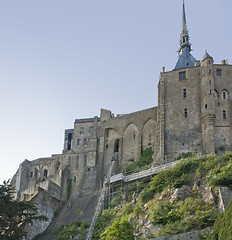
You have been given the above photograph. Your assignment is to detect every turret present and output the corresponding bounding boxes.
[200,51,216,154]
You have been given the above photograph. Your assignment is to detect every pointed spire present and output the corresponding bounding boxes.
[182,0,187,33]
[175,1,196,69]
[179,0,191,54]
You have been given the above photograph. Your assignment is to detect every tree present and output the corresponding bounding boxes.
[100,218,134,240]
[0,180,48,240]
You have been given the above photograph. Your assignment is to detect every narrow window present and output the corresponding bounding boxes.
[134,134,136,139]
[106,130,109,138]
[73,176,77,183]
[223,91,226,100]
[209,80,211,84]
[179,71,186,80]
[89,126,93,134]
[44,169,48,177]
[106,144,109,149]
[216,69,222,76]
[114,139,119,153]
[208,60,211,64]
[210,90,212,94]
[223,110,226,120]
[67,133,72,150]
[209,70,211,74]
[84,139,87,147]
[77,139,80,147]
[183,89,187,98]
[80,127,84,134]
[184,108,188,118]
[30,172,33,177]
[205,104,207,109]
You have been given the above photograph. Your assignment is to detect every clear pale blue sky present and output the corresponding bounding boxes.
[0,0,232,183]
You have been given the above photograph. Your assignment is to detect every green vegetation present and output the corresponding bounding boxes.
[174,152,196,160]
[125,147,154,173]
[52,221,90,240]
[92,152,232,239]
[207,200,232,240]
[100,218,134,240]
[92,209,115,240]
[0,180,48,240]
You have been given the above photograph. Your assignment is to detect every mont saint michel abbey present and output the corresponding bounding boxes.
[11,2,232,239]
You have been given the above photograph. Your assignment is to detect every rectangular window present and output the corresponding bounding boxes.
[77,139,80,147]
[67,133,72,150]
[184,108,188,118]
[89,126,93,134]
[179,71,186,80]
[216,69,222,76]
[106,130,109,138]
[223,110,226,120]
[205,104,207,109]
[183,89,187,98]
[84,139,87,147]
[80,127,84,134]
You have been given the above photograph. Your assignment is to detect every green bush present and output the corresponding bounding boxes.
[208,161,232,189]
[207,200,232,240]
[175,152,196,160]
[100,218,134,240]
[52,221,89,240]
[151,202,181,225]
[92,209,116,240]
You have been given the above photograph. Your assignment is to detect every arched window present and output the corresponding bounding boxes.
[44,169,48,177]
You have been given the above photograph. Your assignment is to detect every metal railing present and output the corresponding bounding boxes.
[110,160,181,184]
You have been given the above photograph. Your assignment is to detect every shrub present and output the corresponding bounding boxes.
[100,218,134,240]
[52,221,89,240]
[92,209,115,240]
[207,200,232,240]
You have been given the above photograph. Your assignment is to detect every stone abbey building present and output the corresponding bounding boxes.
[12,2,232,238]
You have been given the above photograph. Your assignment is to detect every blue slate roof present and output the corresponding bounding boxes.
[174,47,196,70]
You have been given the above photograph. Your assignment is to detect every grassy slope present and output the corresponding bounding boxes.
[93,152,232,239]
